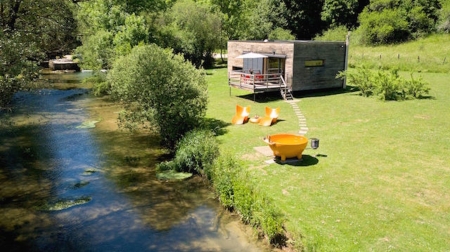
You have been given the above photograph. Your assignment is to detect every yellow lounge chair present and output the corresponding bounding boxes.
[231,105,251,125]
[258,107,280,126]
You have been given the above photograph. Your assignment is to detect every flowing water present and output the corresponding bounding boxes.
[0,71,270,251]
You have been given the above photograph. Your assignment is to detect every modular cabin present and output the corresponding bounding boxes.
[227,39,348,100]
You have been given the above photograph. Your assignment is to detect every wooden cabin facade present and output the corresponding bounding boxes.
[227,40,348,99]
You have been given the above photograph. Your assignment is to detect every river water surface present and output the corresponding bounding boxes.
[0,72,270,251]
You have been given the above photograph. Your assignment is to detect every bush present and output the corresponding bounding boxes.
[108,44,208,149]
[403,73,431,99]
[374,68,402,101]
[83,72,109,96]
[211,154,238,209]
[338,66,430,101]
[357,0,441,44]
[210,153,286,244]
[337,65,375,97]
[156,129,219,177]
[358,9,410,44]
[314,26,349,42]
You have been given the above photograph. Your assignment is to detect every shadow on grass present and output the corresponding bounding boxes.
[233,86,360,102]
[200,117,229,137]
[235,91,285,103]
[292,85,360,99]
[274,154,323,166]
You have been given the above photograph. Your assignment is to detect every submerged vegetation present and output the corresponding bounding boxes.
[37,196,92,211]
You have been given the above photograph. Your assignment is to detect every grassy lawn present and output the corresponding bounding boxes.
[204,65,450,250]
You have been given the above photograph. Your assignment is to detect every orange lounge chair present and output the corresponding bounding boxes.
[258,107,280,126]
[231,105,251,125]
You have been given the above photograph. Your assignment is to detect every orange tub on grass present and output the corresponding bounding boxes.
[263,134,308,161]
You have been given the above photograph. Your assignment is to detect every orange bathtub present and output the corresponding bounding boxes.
[263,134,308,161]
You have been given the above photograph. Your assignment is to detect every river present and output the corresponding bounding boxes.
[0,71,271,251]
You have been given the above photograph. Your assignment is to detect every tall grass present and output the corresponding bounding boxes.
[349,34,450,73]
[205,51,450,250]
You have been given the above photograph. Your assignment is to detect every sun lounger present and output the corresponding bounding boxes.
[231,104,251,124]
[258,107,279,126]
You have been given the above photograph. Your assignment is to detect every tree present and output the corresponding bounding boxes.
[75,0,159,70]
[281,0,326,39]
[241,0,293,40]
[357,0,441,44]
[208,0,247,40]
[321,0,369,29]
[0,0,78,107]
[108,44,208,149]
[157,0,222,68]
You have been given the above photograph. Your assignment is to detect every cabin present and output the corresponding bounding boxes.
[227,39,348,100]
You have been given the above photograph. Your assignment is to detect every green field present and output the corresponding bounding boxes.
[205,36,450,250]
[349,34,450,73]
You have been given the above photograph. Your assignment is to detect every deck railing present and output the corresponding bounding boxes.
[228,71,283,92]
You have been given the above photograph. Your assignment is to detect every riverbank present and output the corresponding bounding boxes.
[0,71,274,251]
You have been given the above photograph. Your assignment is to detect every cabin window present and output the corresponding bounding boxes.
[268,58,285,74]
[304,59,325,67]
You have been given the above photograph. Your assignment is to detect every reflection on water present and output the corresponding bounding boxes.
[0,72,269,251]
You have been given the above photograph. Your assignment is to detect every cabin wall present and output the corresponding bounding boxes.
[291,42,346,91]
[227,41,294,79]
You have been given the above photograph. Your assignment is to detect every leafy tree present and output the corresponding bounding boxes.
[108,44,208,149]
[113,14,148,57]
[208,0,247,40]
[268,27,296,40]
[358,8,410,44]
[75,0,126,70]
[111,0,168,14]
[157,0,222,68]
[0,0,78,107]
[75,0,157,70]
[242,0,292,40]
[321,0,369,29]
[281,0,326,39]
[357,0,441,44]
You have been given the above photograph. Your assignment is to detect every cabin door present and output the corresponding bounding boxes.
[243,58,264,74]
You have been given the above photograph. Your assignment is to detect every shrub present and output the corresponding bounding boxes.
[174,129,219,176]
[402,73,430,99]
[108,44,208,149]
[156,129,219,177]
[232,172,255,224]
[210,153,286,244]
[83,72,109,96]
[314,26,349,42]
[337,65,376,97]
[252,193,286,244]
[211,154,238,209]
[374,68,402,101]
[338,66,430,101]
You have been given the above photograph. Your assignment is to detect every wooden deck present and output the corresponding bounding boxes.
[228,71,293,100]
[228,71,285,93]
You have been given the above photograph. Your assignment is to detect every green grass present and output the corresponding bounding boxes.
[349,34,450,73]
[205,64,450,250]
